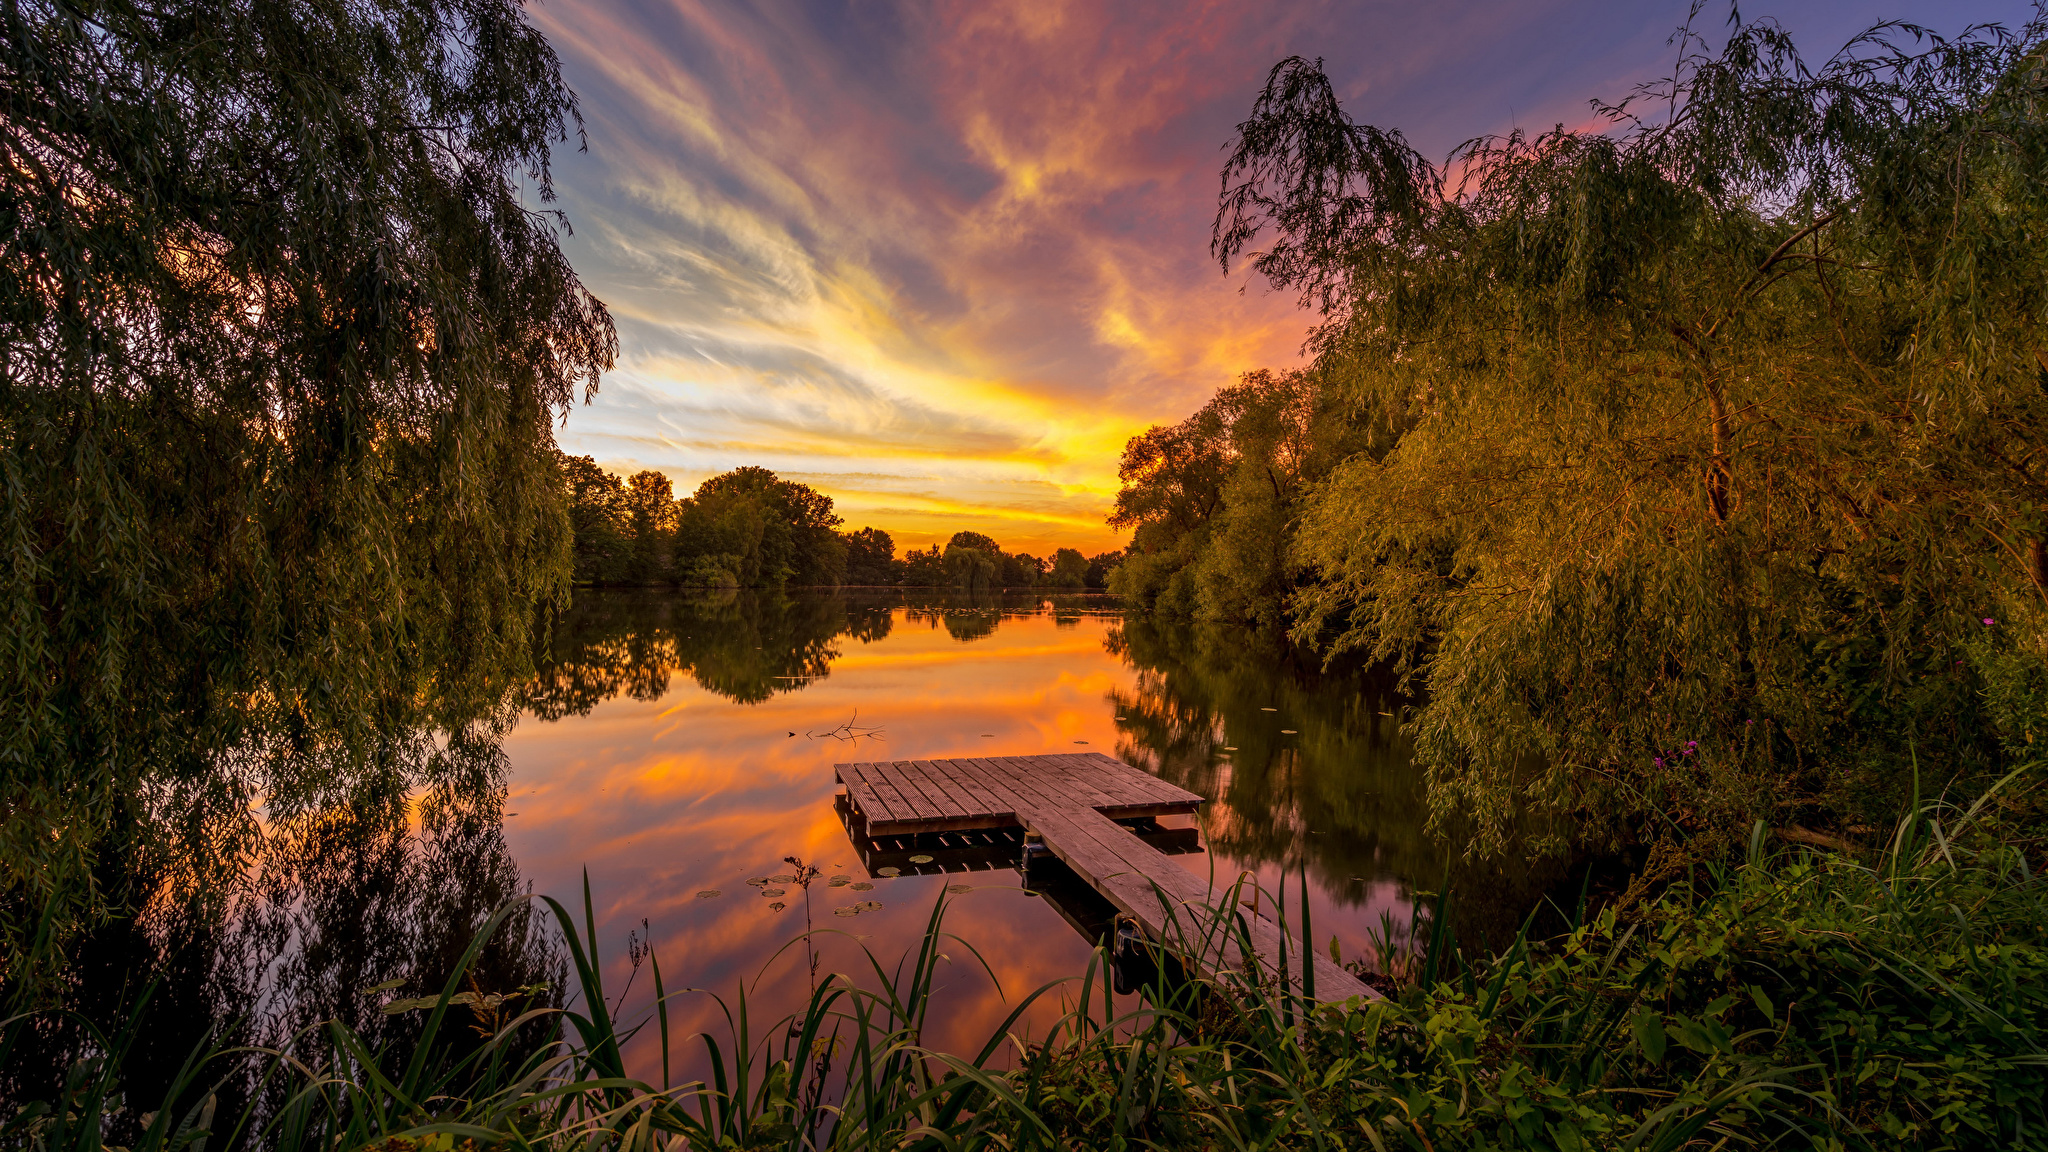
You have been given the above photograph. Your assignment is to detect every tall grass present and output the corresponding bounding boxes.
[7,778,2043,1151]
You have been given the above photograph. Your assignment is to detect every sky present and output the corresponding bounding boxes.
[535,0,2034,556]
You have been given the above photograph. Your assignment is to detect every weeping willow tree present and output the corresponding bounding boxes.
[1,0,615,989]
[1195,13,2048,861]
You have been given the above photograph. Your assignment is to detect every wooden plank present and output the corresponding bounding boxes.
[855,762,924,825]
[1148,859,1372,1001]
[837,763,903,827]
[842,751,1370,1003]
[889,760,971,821]
[840,763,900,822]
[1008,754,1125,812]
[1018,798,1370,1003]
[947,757,1046,824]
[1035,808,1258,978]
[840,762,942,834]
[1039,752,1201,818]
[1073,752,1202,807]
[1060,754,1181,815]
[919,757,1006,821]
[924,759,1015,822]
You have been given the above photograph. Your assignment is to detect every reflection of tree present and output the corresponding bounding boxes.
[4,708,563,1146]
[895,590,1125,643]
[1106,614,1568,950]
[525,589,895,712]
[527,589,1125,714]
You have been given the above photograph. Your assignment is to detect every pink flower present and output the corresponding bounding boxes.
[1984,618,1997,625]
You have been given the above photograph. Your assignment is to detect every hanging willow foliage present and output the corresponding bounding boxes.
[0,0,616,989]
[1189,14,2048,858]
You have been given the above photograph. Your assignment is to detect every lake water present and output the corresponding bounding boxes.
[34,588,1567,1096]
[499,588,1553,1073]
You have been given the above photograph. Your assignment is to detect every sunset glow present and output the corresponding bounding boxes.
[536,0,2017,555]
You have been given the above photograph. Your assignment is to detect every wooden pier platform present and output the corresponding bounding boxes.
[835,752,1376,1004]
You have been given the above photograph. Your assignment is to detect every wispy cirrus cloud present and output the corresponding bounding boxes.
[533,0,2015,554]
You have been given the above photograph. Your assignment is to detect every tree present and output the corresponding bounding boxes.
[900,545,946,587]
[675,467,846,587]
[843,527,898,585]
[557,453,630,583]
[2,0,614,986]
[943,539,1000,592]
[622,470,676,581]
[1201,19,2048,855]
[948,531,1000,552]
[1050,548,1089,587]
[1085,551,1124,589]
[1001,551,1046,587]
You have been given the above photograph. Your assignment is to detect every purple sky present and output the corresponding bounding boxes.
[534,0,2032,553]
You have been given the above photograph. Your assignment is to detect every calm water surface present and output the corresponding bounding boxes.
[28,587,1564,1102]
[501,588,1540,1074]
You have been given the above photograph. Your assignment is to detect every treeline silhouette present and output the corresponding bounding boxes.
[558,455,1123,589]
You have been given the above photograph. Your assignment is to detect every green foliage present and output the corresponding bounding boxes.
[1001,549,1046,588]
[23,787,2043,1151]
[558,454,634,583]
[1109,368,1382,622]
[1119,12,2048,854]
[682,467,846,588]
[1084,550,1124,589]
[898,545,946,587]
[556,464,850,588]
[1050,548,1089,587]
[1,0,614,990]
[947,531,1000,552]
[842,527,898,586]
[942,542,999,592]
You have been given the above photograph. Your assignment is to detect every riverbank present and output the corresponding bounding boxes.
[12,774,2041,1152]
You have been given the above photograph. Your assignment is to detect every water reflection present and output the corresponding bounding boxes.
[4,714,563,1134]
[17,588,1561,1111]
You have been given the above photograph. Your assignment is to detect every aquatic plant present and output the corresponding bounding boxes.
[8,780,2042,1150]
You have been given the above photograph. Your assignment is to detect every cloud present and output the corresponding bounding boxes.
[531,0,2000,552]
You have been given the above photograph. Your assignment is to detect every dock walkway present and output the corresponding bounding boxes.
[835,752,1375,1004]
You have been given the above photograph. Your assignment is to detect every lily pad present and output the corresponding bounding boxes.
[826,877,850,887]
[876,866,900,877]
[768,873,796,884]
[744,877,769,887]
[833,907,860,917]
[695,890,722,899]
[760,887,786,898]
[907,854,933,864]
[946,884,973,894]
[850,882,874,891]
[768,901,786,912]
[855,901,882,912]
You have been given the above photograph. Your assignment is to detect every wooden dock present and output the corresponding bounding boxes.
[835,752,1375,1004]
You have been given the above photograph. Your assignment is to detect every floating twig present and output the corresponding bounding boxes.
[808,709,884,742]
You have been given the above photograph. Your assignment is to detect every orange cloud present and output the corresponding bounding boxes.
[530,0,1868,553]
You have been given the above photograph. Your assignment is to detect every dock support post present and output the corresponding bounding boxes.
[1020,829,1049,878]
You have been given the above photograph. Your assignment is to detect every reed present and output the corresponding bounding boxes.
[7,778,2042,1151]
